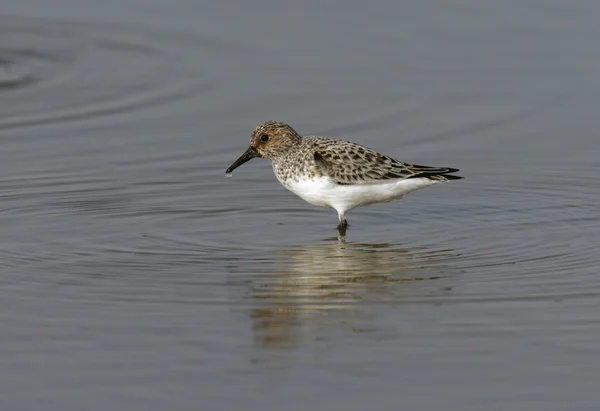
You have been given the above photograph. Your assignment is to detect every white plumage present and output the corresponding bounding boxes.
[280,174,439,222]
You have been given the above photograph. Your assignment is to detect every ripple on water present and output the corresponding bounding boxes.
[426,169,600,304]
[0,16,222,300]
[0,16,211,131]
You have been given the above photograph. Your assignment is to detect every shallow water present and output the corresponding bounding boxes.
[2,1,600,410]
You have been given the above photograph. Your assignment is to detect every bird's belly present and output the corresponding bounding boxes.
[280,176,438,212]
[280,177,335,208]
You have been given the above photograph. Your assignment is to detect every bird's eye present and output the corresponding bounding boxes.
[260,134,269,142]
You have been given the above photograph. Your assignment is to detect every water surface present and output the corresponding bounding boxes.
[1,1,600,410]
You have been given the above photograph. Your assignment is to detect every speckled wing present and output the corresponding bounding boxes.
[310,139,461,185]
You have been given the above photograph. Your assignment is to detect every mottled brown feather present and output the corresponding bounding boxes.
[309,137,462,185]
[237,121,462,186]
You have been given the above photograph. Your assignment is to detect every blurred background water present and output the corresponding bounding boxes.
[1,1,600,410]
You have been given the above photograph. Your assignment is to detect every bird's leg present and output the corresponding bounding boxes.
[337,219,348,234]
[336,213,348,241]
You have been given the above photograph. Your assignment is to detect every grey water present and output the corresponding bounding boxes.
[1,1,600,410]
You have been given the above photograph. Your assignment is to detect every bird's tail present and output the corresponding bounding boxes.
[407,165,463,182]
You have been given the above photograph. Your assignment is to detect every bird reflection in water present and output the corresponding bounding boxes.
[249,242,459,351]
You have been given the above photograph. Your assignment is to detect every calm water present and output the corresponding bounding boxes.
[2,1,600,410]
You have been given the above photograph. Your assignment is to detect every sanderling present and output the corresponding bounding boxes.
[226,121,463,240]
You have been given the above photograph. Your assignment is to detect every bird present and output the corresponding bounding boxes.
[226,121,462,240]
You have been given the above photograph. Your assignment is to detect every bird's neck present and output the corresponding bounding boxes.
[268,137,302,163]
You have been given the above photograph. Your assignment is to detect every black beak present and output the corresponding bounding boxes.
[226,146,260,174]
